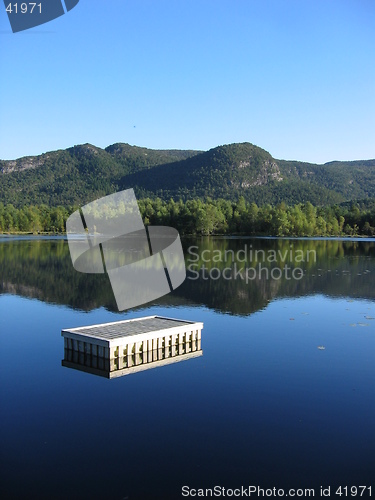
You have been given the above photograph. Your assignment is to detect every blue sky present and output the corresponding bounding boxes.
[0,0,374,163]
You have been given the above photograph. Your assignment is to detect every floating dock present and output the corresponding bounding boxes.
[61,315,203,378]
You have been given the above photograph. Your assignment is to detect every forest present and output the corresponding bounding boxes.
[1,197,375,237]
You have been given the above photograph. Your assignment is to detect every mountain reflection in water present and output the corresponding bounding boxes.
[0,236,374,314]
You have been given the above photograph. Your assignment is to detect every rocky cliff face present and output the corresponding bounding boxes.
[1,155,47,174]
[240,159,283,188]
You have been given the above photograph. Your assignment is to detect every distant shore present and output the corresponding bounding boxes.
[1,198,374,237]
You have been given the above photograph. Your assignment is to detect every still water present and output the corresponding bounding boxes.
[0,237,374,499]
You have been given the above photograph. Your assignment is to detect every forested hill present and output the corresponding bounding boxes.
[1,141,375,207]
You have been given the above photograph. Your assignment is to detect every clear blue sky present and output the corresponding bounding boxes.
[0,0,374,163]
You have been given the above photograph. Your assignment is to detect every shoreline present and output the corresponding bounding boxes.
[1,232,375,241]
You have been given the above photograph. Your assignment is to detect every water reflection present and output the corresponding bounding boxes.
[0,236,374,315]
[62,342,203,379]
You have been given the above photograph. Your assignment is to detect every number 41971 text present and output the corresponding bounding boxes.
[6,3,42,14]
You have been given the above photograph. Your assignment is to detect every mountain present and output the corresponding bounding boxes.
[122,143,352,205]
[0,143,200,207]
[1,141,374,207]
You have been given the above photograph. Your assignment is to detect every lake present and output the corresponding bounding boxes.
[0,236,374,499]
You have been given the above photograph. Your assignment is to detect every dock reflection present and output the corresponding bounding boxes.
[62,340,202,378]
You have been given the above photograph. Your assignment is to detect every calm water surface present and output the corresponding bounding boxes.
[0,237,374,499]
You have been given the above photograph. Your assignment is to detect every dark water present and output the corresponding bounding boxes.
[0,237,374,499]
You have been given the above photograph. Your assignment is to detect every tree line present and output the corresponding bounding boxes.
[1,198,375,236]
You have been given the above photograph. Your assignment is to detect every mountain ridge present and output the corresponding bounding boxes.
[1,141,374,207]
